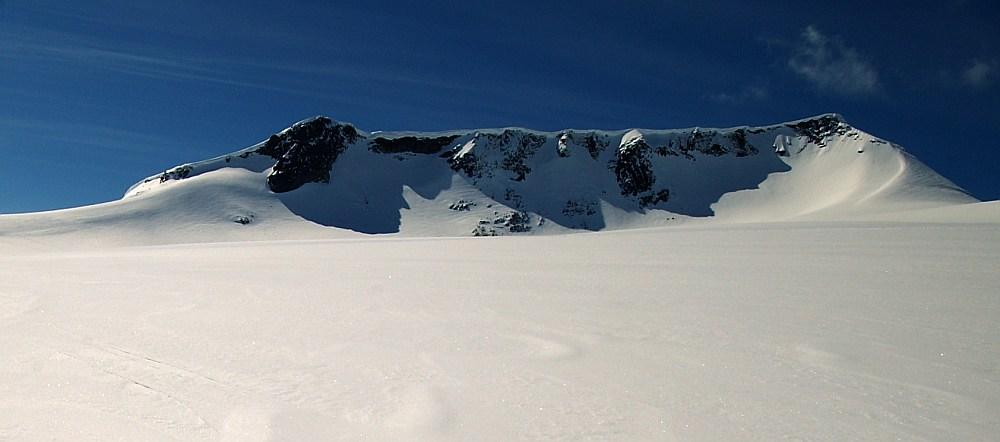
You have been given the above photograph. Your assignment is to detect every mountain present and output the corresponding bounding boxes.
[2,116,999,441]
[0,114,982,248]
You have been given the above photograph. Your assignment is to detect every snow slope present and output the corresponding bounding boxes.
[0,168,353,253]
[1,222,998,440]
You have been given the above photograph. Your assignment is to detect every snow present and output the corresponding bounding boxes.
[0,114,997,439]
[711,136,975,222]
[1,222,998,440]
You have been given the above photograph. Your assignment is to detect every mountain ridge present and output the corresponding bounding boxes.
[0,113,982,249]
[124,113,975,232]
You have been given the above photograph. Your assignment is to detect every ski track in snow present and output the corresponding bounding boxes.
[1,222,999,440]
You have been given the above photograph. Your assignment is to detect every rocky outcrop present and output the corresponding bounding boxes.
[786,114,850,147]
[448,130,547,182]
[369,135,459,154]
[614,135,655,196]
[492,130,546,181]
[646,128,759,161]
[158,165,192,183]
[558,131,610,159]
[727,129,758,157]
[639,189,670,208]
[260,117,360,193]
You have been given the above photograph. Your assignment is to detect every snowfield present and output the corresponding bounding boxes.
[2,220,998,441]
[1,115,998,440]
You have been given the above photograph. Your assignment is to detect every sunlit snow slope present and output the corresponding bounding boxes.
[0,114,979,248]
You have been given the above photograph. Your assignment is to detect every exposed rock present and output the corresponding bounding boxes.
[557,133,572,157]
[728,129,759,157]
[557,131,608,160]
[449,200,476,211]
[614,136,655,196]
[680,128,725,157]
[448,149,482,178]
[786,115,850,147]
[472,225,498,236]
[447,130,546,182]
[369,135,460,154]
[581,133,610,159]
[159,165,192,183]
[261,117,361,193]
[639,189,670,208]
[491,130,546,181]
[654,143,681,157]
[493,210,531,233]
[232,214,255,225]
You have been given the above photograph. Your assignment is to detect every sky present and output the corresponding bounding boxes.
[1,0,998,213]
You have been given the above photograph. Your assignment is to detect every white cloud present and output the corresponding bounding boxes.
[962,59,997,88]
[787,26,879,96]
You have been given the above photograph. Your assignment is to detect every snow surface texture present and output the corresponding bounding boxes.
[1,114,998,440]
[1,224,998,440]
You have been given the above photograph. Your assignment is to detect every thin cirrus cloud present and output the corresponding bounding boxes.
[787,26,880,96]
[962,59,997,88]
[0,118,180,155]
[0,29,468,97]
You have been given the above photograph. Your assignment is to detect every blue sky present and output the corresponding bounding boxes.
[1,0,998,213]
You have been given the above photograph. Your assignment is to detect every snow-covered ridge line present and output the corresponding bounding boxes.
[348,112,849,139]
[110,113,977,237]
[128,112,857,197]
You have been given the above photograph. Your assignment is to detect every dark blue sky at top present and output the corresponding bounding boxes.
[1,0,998,213]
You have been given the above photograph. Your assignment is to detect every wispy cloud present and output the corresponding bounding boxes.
[0,118,180,155]
[962,59,997,88]
[787,26,879,96]
[0,27,469,98]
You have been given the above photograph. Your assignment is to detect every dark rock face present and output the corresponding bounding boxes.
[260,117,360,193]
[448,130,547,182]
[681,129,726,157]
[560,132,609,160]
[639,189,670,208]
[727,129,758,157]
[786,115,850,146]
[369,135,459,154]
[614,137,655,196]
[159,165,192,183]
[648,128,759,161]
[490,130,546,181]
[448,150,481,178]
[581,133,609,160]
